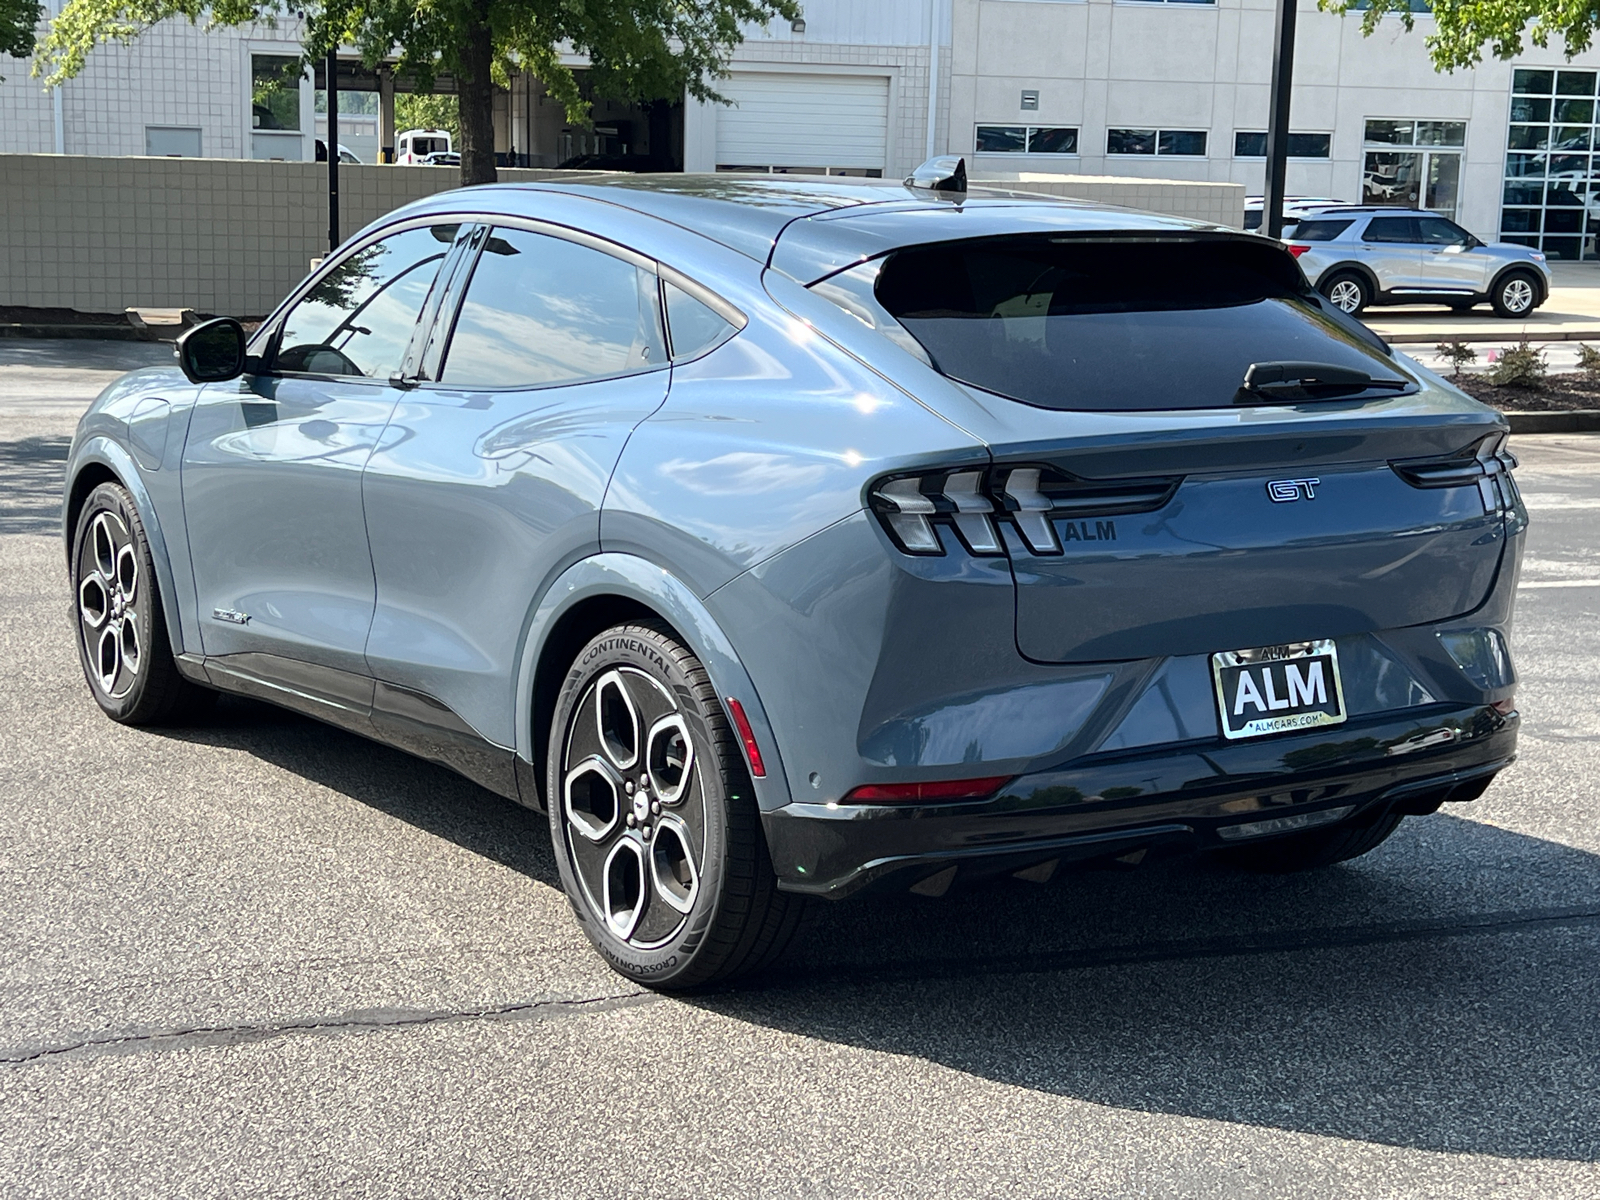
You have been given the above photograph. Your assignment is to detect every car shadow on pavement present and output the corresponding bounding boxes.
[696,815,1600,1163]
[0,435,71,536]
[151,699,1599,1162]
[153,694,564,891]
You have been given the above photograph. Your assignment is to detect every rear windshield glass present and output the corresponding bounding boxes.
[1292,219,1354,241]
[871,236,1401,411]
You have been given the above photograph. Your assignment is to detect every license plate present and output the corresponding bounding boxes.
[1211,639,1347,741]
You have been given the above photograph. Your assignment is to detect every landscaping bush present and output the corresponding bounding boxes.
[1578,343,1600,379]
[1486,341,1546,388]
[1436,340,1477,378]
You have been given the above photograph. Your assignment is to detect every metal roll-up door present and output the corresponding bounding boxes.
[716,72,889,174]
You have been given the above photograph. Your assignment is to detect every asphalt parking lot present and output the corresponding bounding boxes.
[1,340,1597,1198]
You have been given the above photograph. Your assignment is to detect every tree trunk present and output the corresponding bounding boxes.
[458,5,497,186]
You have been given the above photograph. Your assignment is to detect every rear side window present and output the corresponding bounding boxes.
[1363,217,1419,243]
[1290,219,1354,241]
[663,281,738,360]
[867,236,1402,412]
[439,228,665,388]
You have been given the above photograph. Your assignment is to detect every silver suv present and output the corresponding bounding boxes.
[1289,209,1551,319]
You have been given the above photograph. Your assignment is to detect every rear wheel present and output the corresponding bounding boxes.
[1491,270,1540,318]
[1216,808,1403,873]
[70,482,214,725]
[547,621,800,990]
[1319,271,1371,315]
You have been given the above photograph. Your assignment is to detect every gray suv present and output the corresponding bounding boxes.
[1290,209,1551,318]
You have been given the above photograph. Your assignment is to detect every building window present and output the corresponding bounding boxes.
[975,125,1078,154]
[251,55,301,131]
[1233,131,1332,158]
[1503,68,1600,259]
[1107,128,1207,156]
[1361,119,1466,218]
[145,126,201,157]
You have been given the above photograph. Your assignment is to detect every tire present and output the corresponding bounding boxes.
[1215,808,1403,873]
[547,620,801,990]
[70,482,215,725]
[1319,271,1371,316]
[1491,270,1540,319]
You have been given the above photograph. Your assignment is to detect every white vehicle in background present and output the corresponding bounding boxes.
[1243,196,1350,234]
[396,129,453,165]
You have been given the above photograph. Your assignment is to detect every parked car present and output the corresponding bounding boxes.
[422,151,461,167]
[396,128,452,164]
[1242,195,1349,233]
[1287,208,1551,317]
[314,140,362,164]
[63,164,1524,989]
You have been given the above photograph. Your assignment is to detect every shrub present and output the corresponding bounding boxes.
[1435,340,1477,378]
[1486,341,1546,389]
[1578,343,1600,379]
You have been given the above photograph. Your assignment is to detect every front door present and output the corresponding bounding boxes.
[182,221,460,673]
[1416,215,1495,293]
[362,223,671,748]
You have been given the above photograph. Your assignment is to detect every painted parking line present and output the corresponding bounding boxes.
[1518,579,1600,588]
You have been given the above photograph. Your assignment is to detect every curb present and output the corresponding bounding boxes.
[1505,409,1600,433]
[1383,329,1600,345]
[0,324,167,342]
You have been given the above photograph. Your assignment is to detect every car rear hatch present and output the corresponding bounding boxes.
[857,233,1513,663]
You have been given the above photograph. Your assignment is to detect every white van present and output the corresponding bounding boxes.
[396,129,453,165]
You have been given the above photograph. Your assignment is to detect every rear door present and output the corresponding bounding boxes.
[182,221,459,676]
[360,221,670,748]
[1358,215,1427,291]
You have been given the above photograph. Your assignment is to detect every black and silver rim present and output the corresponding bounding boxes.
[561,667,706,948]
[1502,278,1534,314]
[1327,279,1363,313]
[76,509,142,699]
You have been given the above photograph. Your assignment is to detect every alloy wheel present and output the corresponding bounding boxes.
[76,510,143,699]
[1328,279,1363,313]
[1502,278,1534,314]
[560,667,706,949]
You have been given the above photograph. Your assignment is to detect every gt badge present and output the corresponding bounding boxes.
[1267,478,1320,503]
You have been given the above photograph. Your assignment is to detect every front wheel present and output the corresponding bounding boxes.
[547,621,800,990]
[70,482,214,725]
[1319,271,1371,315]
[1491,270,1540,318]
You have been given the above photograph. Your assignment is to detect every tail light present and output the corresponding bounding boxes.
[1391,433,1521,516]
[869,465,1180,557]
[1286,244,1311,258]
[842,775,1014,804]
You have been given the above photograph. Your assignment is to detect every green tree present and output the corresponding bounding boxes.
[394,91,459,141]
[2,0,41,66]
[1322,0,1598,71]
[35,0,800,184]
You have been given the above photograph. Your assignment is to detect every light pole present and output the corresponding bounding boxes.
[1262,0,1297,240]
[326,50,340,251]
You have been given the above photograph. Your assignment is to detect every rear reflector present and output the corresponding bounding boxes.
[843,776,1014,804]
[725,697,766,778]
[1286,244,1310,258]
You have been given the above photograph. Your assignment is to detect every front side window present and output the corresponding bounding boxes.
[275,224,460,378]
[438,228,665,388]
[1108,128,1206,156]
[1416,217,1471,245]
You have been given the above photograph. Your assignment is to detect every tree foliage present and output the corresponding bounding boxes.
[2,0,41,64]
[35,0,799,181]
[1321,0,1600,72]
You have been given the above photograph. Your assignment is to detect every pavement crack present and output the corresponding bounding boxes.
[0,989,660,1068]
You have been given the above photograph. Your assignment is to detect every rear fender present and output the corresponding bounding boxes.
[512,552,793,812]
[65,437,189,657]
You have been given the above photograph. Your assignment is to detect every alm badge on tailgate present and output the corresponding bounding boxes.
[1211,639,1348,740]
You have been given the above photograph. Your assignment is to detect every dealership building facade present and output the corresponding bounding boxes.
[4,0,1600,256]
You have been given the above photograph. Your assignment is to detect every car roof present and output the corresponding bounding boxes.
[421,173,1235,276]
[1295,207,1441,218]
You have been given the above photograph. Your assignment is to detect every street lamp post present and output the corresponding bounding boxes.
[326,50,340,251]
[1263,0,1298,240]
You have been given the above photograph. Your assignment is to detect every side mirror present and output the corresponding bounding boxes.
[176,317,248,384]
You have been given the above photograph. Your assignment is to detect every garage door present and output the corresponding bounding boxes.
[716,72,889,175]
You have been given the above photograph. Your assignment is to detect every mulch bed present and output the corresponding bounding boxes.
[1449,373,1600,413]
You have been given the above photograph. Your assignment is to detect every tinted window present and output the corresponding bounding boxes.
[1416,217,1470,245]
[664,281,737,360]
[975,125,1026,153]
[1363,217,1419,243]
[871,237,1403,412]
[1291,219,1355,241]
[1158,130,1207,156]
[1107,129,1156,155]
[439,228,665,388]
[276,224,458,377]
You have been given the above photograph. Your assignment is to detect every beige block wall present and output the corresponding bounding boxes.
[0,155,594,317]
[975,172,1246,228]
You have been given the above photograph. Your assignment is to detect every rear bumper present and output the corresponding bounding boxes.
[764,703,1517,898]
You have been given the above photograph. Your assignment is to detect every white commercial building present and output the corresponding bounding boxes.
[4,0,1600,256]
